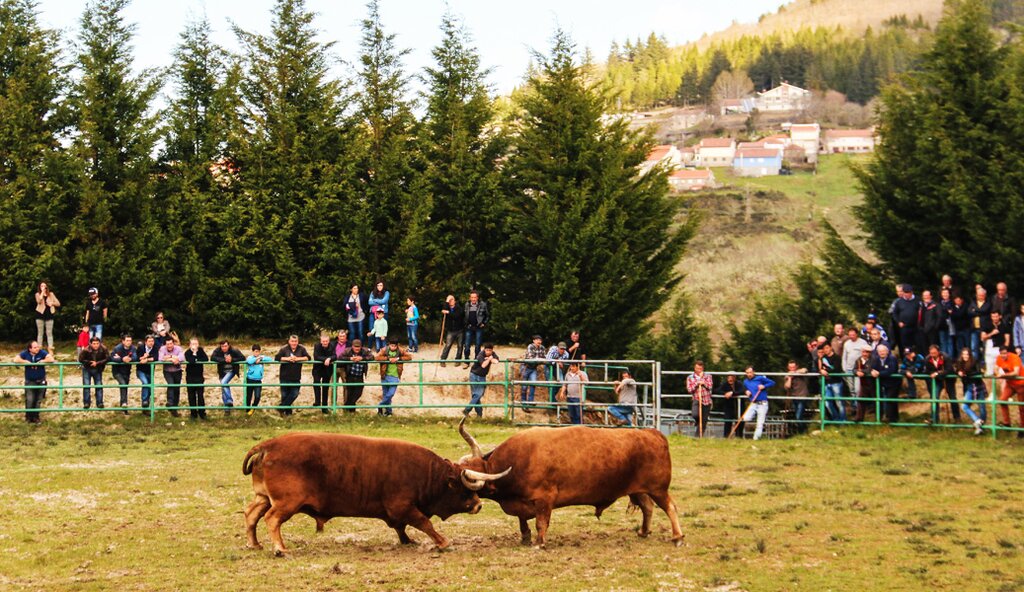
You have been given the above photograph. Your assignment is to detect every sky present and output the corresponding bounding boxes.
[34,0,781,94]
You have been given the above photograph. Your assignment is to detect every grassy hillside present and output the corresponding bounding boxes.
[672,154,870,347]
[693,0,944,49]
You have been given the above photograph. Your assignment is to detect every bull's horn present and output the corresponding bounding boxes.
[460,467,512,491]
[458,416,483,459]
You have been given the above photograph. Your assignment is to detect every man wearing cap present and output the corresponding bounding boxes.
[83,288,108,340]
[892,284,921,357]
[545,341,570,403]
[994,344,1024,436]
[899,346,925,400]
[860,314,889,343]
[520,335,546,405]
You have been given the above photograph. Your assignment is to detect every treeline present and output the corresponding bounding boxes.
[726,0,1024,370]
[0,0,696,356]
[604,23,928,109]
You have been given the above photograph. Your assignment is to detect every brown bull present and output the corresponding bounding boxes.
[457,418,683,548]
[242,432,510,555]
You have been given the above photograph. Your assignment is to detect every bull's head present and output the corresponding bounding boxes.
[456,417,511,496]
[432,452,511,520]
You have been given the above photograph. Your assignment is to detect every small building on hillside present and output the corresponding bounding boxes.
[756,82,812,112]
[733,147,783,177]
[720,97,756,116]
[679,146,697,165]
[789,123,821,163]
[823,129,878,154]
[696,137,736,167]
[640,144,682,174]
[668,168,716,191]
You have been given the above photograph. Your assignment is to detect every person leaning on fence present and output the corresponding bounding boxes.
[79,336,108,409]
[520,335,546,405]
[784,360,810,432]
[212,340,244,413]
[465,342,499,417]
[374,337,412,416]
[135,335,158,412]
[924,344,960,425]
[159,336,184,417]
[994,344,1024,437]
[610,370,637,427]
[312,334,336,414]
[339,339,370,412]
[853,347,874,423]
[869,344,901,423]
[898,347,925,400]
[741,367,775,440]
[546,341,570,402]
[715,374,744,437]
[276,335,311,416]
[184,338,208,420]
[818,343,846,423]
[686,361,713,437]
[954,347,987,435]
[109,335,135,415]
[439,294,465,367]
[559,362,589,425]
[34,281,60,351]
[15,341,55,423]
[244,345,272,415]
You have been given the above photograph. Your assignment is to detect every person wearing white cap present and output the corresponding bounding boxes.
[84,287,108,340]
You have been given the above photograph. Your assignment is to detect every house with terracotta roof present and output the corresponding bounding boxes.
[823,129,878,153]
[789,123,821,163]
[720,97,756,115]
[733,147,783,177]
[756,82,811,112]
[640,144,682,174]
[696,137,736,167]
[668,168,716,191]
[679,146,697,165]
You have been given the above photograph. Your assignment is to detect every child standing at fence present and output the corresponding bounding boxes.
[742,366,775,440]
[245,345,272,416]
[405,297,420,353]
[76,326,90,356]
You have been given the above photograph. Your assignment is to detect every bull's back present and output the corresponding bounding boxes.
[490,427,672,506]
[250,433,440,518]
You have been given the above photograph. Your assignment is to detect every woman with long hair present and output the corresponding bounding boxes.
[954,347,987,435]
[346,285,366,343]
[368,280,390,319]
[34,282,61,350]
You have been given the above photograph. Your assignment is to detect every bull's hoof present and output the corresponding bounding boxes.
[531,543,546,550]
[520,537,532,547]
[246,543,263,551]
[671,536,684,548]
[433,544,453,553]
[273,548,287,557]
[636,529,650,538]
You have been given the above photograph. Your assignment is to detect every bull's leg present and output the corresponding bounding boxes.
[649,491,684,546]
[533,506,552,549]
[394,525,413,545]
[629,493,654,538]
[405,511,450,550]
[314,516,327,533]
[264,502,300,556]
[518,517,532,546]
[244,494,271,550]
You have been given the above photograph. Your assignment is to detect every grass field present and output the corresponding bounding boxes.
[2,416,1023,591]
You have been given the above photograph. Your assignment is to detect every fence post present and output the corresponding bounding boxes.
[58,362,65,410]
[654,361,662,430]
[875,378,881,425]
[331,362,338,415]
[819,374,826,431]
[503,359,511,420]
[991,377,998,440]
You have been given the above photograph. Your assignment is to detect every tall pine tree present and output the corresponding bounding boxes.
[503,30,694,355]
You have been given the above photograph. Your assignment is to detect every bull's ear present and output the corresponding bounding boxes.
[446,475,460,490]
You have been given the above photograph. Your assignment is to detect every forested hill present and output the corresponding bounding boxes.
[603,0,1024,109]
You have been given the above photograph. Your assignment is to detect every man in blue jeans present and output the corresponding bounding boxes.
[461,290,490,367]
[212,340,244,413]
[374,338,412,416]
[817,342,846,422]
[520,335,545,405]
[14,341,55,423]
[134,335,157,411]
[609,370,637,426]
[559,362,588,425]
[465,343,499,416]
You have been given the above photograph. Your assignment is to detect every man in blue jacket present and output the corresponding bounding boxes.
[742,366,776,440]
[870,344,901,423]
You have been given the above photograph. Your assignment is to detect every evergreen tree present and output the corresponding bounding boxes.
[228,0,353,333]
[674,64,700,106]
[853,0,1024,290]
[69,0,163,335]
[503,30,695,356]
[0,0,75,338]
[353,0,420,289]
[412,12,508,318]
[699,50,731,102]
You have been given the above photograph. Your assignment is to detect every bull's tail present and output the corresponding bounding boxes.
[242,445,264,476]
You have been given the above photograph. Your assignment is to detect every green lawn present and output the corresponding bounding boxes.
[1,416,1022,591]
[713,153,870,212]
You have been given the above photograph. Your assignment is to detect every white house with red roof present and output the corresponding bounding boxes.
[756,82,812,112]
[696,137,736,167]
[640,144,682,174]
[668,168,716,191]
[789,123,821,163]
[823,128,878,153]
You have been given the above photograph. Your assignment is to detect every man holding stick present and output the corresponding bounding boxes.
[686,361,713,438]
[438,295,464,368]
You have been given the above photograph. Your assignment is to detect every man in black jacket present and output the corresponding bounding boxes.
[311,333,335,414]
[869,344,901,423]
[275,335,310,416]
[461,290,491,366]
[79,336,108,409]
[211,340,244,412]
[892,284,921,357]
[918,290,943,353]
[109,334,134,414]
[339,339,371,412]
[439,294,465,367]
[183,338,208,420]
